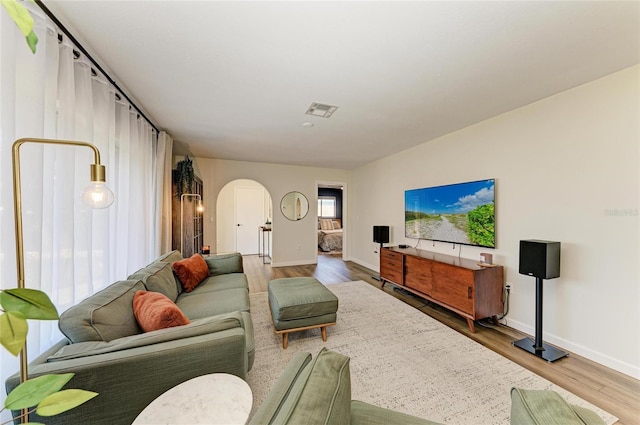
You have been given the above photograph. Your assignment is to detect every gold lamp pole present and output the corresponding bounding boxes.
[180,193,203,257]
[12,138,115,421]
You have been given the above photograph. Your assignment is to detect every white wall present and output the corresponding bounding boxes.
[216,179,271,253]
[191,66,637,377]
[194,158,351,266]
[350,65,639,378]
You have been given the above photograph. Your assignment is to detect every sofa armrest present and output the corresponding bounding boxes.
[248,351,312,425]
[204,252,244,275]
[6,328,247,425]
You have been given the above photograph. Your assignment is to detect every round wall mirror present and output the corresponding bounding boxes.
[280,191,309,221]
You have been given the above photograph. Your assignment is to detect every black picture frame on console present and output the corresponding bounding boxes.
[513,240,569,362]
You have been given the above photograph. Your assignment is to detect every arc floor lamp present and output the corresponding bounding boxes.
[12,138,115,420]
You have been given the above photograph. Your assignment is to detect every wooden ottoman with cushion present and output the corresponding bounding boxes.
[268,277,338,349]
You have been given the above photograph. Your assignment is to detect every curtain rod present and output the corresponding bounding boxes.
[35,0,161,134]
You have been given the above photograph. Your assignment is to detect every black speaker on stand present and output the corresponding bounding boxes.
[513,240,569,362]
[372,226,390,281]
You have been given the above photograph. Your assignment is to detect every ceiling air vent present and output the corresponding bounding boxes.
[305,102,339,118]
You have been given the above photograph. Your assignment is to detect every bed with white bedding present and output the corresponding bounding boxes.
[318,219,342,252]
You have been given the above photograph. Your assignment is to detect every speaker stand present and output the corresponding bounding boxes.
[372,242,384,281]
[513,277,569,362]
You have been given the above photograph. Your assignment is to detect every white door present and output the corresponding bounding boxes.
[235,187,264,255]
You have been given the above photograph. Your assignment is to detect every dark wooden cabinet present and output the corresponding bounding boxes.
[405,255,433,296]
[380,247,504,332]
[380,249,404,285]
[171,173,204,258]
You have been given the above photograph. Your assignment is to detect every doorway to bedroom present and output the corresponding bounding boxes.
[317,182,345,258]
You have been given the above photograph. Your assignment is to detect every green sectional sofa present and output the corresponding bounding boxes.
[5,251,254,425]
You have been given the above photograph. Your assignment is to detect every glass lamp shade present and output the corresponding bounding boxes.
[197,201,204,213]
[80,182,115,208]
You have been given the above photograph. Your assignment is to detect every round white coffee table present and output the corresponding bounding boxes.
[132,373,252,424]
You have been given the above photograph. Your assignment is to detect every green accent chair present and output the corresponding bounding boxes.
[511,388,605,425]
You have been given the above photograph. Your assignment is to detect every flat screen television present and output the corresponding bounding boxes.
[405,179,496,248]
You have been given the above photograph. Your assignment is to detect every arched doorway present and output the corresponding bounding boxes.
[216,179,272,255]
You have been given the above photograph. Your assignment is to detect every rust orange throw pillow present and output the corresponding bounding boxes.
[133,291,190,332]
[172,254,210,292]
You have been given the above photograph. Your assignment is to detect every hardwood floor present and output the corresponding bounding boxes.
[243,253,639,424]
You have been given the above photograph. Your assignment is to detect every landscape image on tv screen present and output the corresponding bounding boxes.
[405,179,495,248]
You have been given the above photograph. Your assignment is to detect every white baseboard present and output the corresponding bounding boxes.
[349,257,378,274]
[506,318,640,379]
[270,259,316,267]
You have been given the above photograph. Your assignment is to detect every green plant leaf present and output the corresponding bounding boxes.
[0,0,38,53]
[4,374,75,410]
[0,288,59,320]
[0,311,28,356]
[36,389,98,416]
[0,0,34,36]
[26,30,38,54]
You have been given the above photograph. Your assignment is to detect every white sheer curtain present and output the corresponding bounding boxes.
[157,131,174,254]
[0,5,168,416]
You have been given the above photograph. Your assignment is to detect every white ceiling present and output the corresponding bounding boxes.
[45,1,639,169]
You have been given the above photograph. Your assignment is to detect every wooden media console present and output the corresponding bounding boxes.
[380,246,504,332]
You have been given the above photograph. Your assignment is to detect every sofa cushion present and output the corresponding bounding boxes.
[129,261,180,301]
[510,388,605,425]
[173,254,210,292]
[176,288,250,319]
[152,250,183,264]
[205,252,244,276]
[133,291,190,332]
[59,280,144,343]
[190,273,249,294]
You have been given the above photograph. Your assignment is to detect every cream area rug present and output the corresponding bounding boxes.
[246,280,616,424]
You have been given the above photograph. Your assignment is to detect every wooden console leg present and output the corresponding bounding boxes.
[282,333,288,349]
[466,318,476,333]
[491,315,500,326]
[321,326,327,342]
